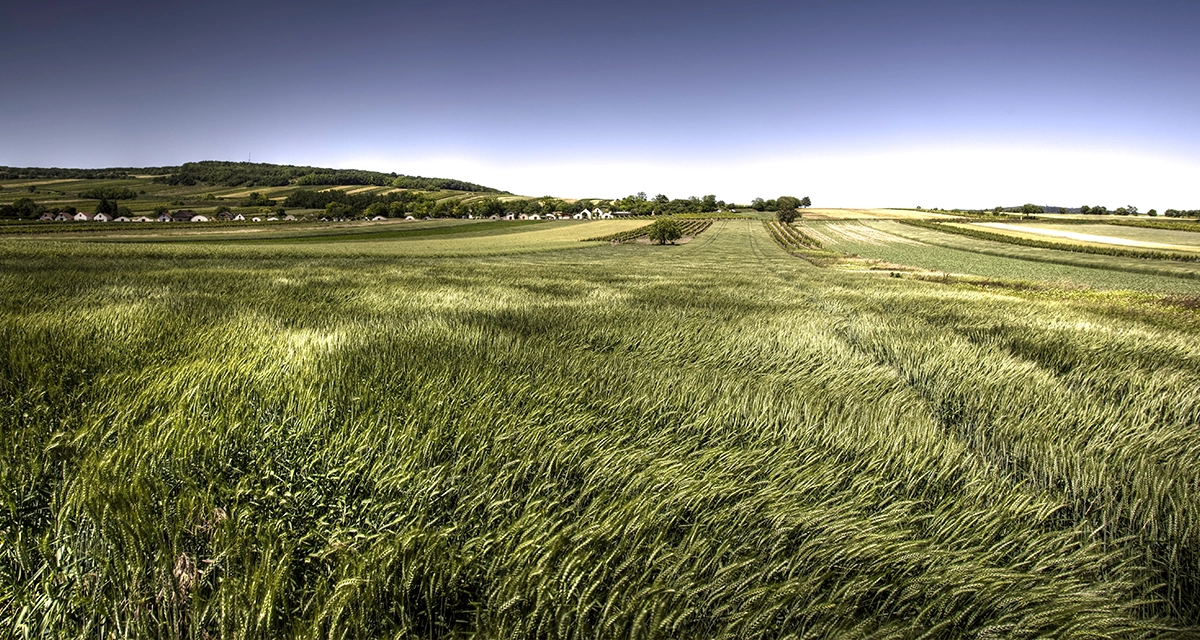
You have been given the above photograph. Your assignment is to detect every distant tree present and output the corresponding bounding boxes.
[1019,203,1044,217]
[1115,207,1129,215]
[240,191,275,207]
[364,202,389,218]
[799,196,812,208]
[1126,204,1138,215]
[701,195,718,212]
[0,197,43,219]
[654,194,669,204]
[116,205,132,217]
[1148,209,1158,217]
[215,205,232,214]
[1079,205,1090,214]
[325,202,352,218]
[153,205,169,216]
[751,197,766,211]
[96,198,117,216]
[1091,205,1108,215]
[647,217,683,244]
[776,208,797,223]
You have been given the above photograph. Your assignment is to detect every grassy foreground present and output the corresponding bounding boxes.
[3,221,1200,638]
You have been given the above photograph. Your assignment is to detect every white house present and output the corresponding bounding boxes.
[598,210,613,219]
[251,217,262,222]
[74,212,92,221]
[132,216,153,222]
[232,214,245,221]
[113,216,131,222]
[371,215,387,221]
[191,215,210,222]
[404,215,415,220]
[283,214,297,221]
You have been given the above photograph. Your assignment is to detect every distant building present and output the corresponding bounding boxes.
[172,210,195,222]
[191,215,210,222]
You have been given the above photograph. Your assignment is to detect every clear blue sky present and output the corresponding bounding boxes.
[2,0,1197,208]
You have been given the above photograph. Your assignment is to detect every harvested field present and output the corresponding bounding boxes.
[976,222,1200,252]
[801,208,961,220]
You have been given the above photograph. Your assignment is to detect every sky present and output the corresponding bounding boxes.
[1,0,1198,209]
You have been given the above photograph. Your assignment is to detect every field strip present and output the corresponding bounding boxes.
[976,223,1200,252]
[220,187,294,199]
[1,179,79,188]
[796,224,837,245]
[818,222,924,246]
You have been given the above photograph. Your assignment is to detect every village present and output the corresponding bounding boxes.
[37,207,631,223]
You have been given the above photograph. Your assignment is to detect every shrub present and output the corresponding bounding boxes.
[647,217,684,244]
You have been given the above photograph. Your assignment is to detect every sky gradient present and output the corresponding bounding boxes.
[2,0,1198,208]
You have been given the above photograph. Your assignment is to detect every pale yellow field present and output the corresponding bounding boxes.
[973,222,1200,253]
[801,208,961,220]
[219,187,296,199]
[800,222,923,246]
[0,179,79,188]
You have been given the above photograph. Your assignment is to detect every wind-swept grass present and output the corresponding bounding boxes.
[2,220,1199,638]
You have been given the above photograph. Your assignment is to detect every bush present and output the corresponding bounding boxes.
[776,208,797,223]
[647,217,684,244]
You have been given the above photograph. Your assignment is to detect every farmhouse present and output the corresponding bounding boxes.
[113,216,131,222]
[157,212,172,222]
[371,215,387,221]
[54,212,76,221]
[171,210,195,222]
[73,212,92,221]
[132,216,153,222]
[191,215,210,222]
[232,213,245,221]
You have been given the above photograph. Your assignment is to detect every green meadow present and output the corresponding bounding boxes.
[4,218,1200,638]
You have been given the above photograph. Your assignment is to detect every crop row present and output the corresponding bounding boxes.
[584,218,713,243]
[902,219,1200,262]
[766,220,823,250]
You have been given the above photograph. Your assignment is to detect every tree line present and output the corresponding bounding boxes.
[0,166,172,180]
[752,196,811,212]
[154,161,505,192]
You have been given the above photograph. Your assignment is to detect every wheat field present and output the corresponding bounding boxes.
[2,220,1199,638]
